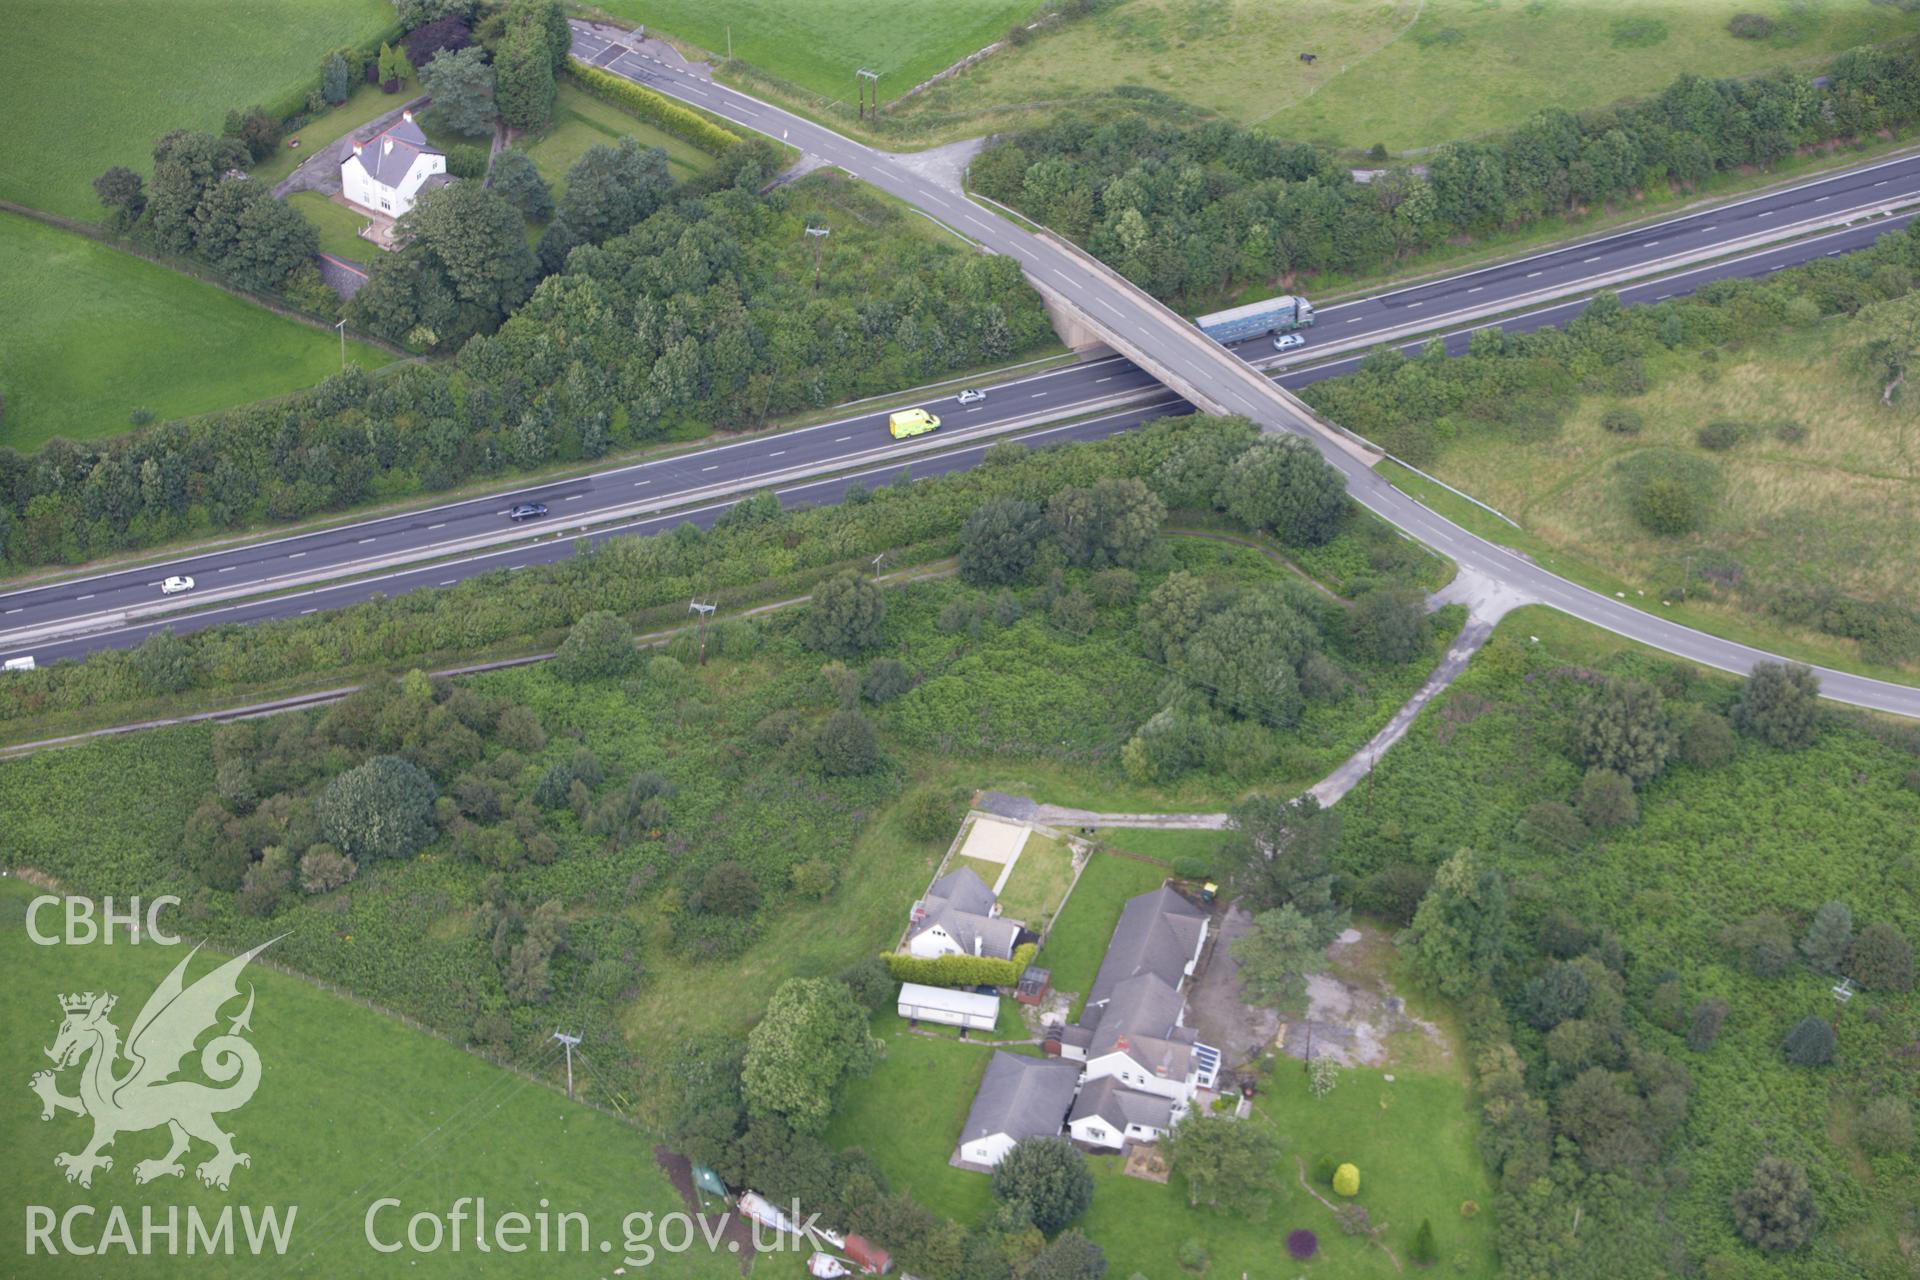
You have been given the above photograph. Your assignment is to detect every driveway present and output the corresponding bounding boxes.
[273,95,428,199]
[1182,904,1282,1073]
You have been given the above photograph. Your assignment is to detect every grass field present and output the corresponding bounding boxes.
[0,880,734,1279]
[611,0,1036,105]
[884,0,1920,149]
[1036,851,1171,1020]
[520,84,718,197]
[0,0,397,220]
[1401,300,1920,676]
[286,192,374,262]
[0,213,390,449]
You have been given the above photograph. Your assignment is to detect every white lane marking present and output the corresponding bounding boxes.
[1756,210,1773,217]
[1467,286,1483,293]
[76,594,93,602]
[1875,180,1889,187]
[1700,225,1715,232]
[769,450,786,457]
[3,607,19,614]
[1095,376,1114,383]
[1030,391,1047,398]
[1814,195,1829,202]
[836,435,853,442]
[357,536,376,544]
[965,406,982,412]
[1583,255,1601,262]
[1655,294,1672,300]
[289,552,306,559]
[509,564,527,571]
[1646,241,1660,247]
[701,464,719,471]
[428,523,445,530]
[1525,271,1542,278]
[1405,301,1422,308]
[300,608,317,615]
[564,494,583,501]
[1097,298,1124,318]
[218,566,237,573]
[634,479,650,486]
[440,579,457,586]
[1346,316,1365,323]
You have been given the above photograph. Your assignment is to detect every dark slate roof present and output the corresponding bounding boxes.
[909,864,1021,957]
[347,115,441,188]
[1069,1076,1174,1132]
[1087,971,1193,1079]
[1085,885,1207,1010]
[958,1052,1079,1146]
[928,865,997,916]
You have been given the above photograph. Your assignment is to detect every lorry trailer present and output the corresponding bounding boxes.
[1195,295,1315,345]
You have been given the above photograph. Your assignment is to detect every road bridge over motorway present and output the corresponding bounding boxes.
[571,21,1920,718]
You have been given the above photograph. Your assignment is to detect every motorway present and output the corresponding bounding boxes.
[4,27,1920,717]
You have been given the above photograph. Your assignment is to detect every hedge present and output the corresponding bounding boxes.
[565,60,743,155]
[884,942,1039,990]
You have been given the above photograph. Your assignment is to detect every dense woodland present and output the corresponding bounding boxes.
[972,43,1920,304]
[0,172,1051,570]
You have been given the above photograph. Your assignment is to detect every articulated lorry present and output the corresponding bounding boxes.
[1195,295,1315,345]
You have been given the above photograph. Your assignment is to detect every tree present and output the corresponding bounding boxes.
[1224,792,1341,922]
[1859,1097,1913,1156]
[558,137,673,245]
[1045,477,1164,568]
[1575,678,1671,785]
[1677,709,1736,768]
[1348,587,1428,664]
[322,52,351,105]
[1233,905,1331,1009]
[1402,849,1507,997]
[1577,766,1638,829]
[863,658,911,704]
[1521,961,1591,1030]
[488,148,553,220]
[1136,570,1206,665]
[1557,1068,1657,1171]
[1732,662,1820,749]
[1847,922,1914,992]
[315,754,438,861]
[378,42,416,90]
[298,844,357,893]
[493,17,556,130]
[1514,800,1587,855]
[132,628,196,693]
[420,46,497,136]
[553,610,634,680]
[958,498,1045,585]
[1181,587,1319,727]
[1687,998,1729,1052]
[814,710,881,776]
[991,1137,1093,1235]
[1721,912,1796,977]
[741,977,881,1134]
[1216,436,1347,545]
[363,181,538,345]
[1781,1016,1835,1067]
[220,187,321,292]
[1410,1218,1437,1267]
[803,571,886,657]
[1024,1231,1106,1280]
[1730,1156,1816,1251]
[146,130,250,255]
[1799,901,1853,973]
[1162,1114,1281,1213]
[92,166,146,224]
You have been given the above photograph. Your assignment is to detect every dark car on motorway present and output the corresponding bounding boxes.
[507,502,549,522]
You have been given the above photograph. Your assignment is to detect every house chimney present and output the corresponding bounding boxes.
[974,936,983,957]
[351,140,363,156]
[402,109,413,123]
[384,138,394,156]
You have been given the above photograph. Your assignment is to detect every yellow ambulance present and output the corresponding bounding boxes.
[887,407,941,439]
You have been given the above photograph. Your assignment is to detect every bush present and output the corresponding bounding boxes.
[803,571,886,658]
[1618,450,1718,536]
[902,787,962,842]
[1410,1218,1437,1266]
[445,143,489,180]
[883,942,1038,990]
[1727,12,1775,39]
[1721,913,1796,978]
[1732,662,1820,750]
[1859,1097,1913,1156]
[1516,800,1589,854]
[1599,407,1643,435]
[958,498,1046,586]
[863,658,912,704]
[298,844,356,894]
[1333,1163,1360,1196]
[565,60,742,153]
[694,860,760,916]
[1781,1016,1835,1067]
[814,710,881,776]
[1313,1154,1338,1187]
[1695,420,1748,451]
[791,858,838,900]
[314,755,437,862]
[1286,1229,1318,1260]
[1687,998,1730,1052]
[1677,711,1737,769]
[1176,1237,1209,1272]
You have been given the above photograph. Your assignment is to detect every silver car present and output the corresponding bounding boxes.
[956,388,988,405]
[161,575,195,595]
[1273,333,1306,351]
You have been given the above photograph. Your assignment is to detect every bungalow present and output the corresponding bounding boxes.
[1066,1076,1175,1150]
[341,110,446,218]
[906,865,1022,961]
[1082,884,1209,1016]
[954,1051,1080,1169]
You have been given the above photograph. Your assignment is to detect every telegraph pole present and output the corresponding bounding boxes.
[550,1030,581,1100]
[335,317,347,371]
[804,224,830,291]
[689,598,716,665]
[855,69,879,119]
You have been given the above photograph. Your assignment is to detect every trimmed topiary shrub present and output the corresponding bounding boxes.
[1333,1163,1360,1196]
[1286,1229,1318,1260]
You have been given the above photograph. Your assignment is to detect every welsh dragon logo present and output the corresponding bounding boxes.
[30,939,276,1191]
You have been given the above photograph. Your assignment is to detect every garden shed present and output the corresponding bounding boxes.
[897,981,1000,1031]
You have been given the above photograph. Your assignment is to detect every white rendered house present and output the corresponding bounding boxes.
[341,111,445,217]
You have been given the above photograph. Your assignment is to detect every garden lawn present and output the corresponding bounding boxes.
[521,84,717,198]
[0,0,397,219]
[602,0,1035,106]
[1037,851,1170,1020]
[250,78,421,188]
[287,192,375,263]
[994,831,1076,930]
[0,213,389,448]
[0,880,733,1280]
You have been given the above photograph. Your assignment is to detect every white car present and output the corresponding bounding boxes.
[1273,332,1307,351]
[161,575,195,595]
[956,388,988,405]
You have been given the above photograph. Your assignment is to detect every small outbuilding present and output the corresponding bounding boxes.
[897,981,999,1031]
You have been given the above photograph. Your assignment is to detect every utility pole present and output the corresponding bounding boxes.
[689,598,716,665]
[726,25,732,60]
[855,69,879,120]
[334,317,347,371]
[804,224,830,291]
[1681,551,1692,604]
[550,1030,581,1100]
